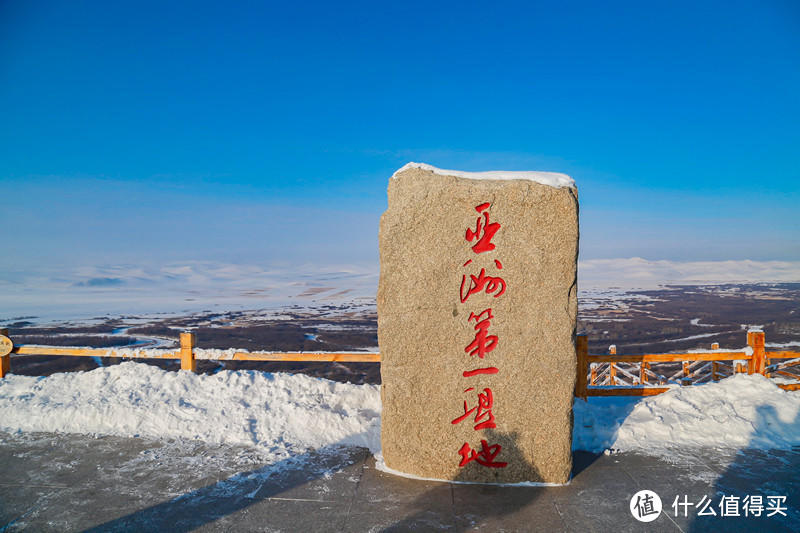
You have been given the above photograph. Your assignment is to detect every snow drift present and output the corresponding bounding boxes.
[574,374,800,456]
[0,362,381,465]
[0,363,798,466]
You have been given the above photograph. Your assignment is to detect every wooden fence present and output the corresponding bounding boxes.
[0,328,379,378]
[2,328,799,398]
[575,331,800,398]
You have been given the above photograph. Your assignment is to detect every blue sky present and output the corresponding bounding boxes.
[2,0,799,279]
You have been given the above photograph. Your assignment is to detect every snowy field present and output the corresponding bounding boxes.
[1,362,798,478]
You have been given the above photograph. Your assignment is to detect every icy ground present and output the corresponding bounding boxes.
[0,363,798,473]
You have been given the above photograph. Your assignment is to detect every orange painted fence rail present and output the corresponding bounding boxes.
[0,328,380,379]
[1,328,798,398]
[574,331,800,398]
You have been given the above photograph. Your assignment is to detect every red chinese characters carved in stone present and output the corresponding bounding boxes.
[458,439,508,468]
[451,387,496,430]
[465,308,498,359]
[460,268,506,303]
[462,367,499,377]
[466,203,501,254]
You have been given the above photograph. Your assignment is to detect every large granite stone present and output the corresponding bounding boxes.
[378,163,578,484]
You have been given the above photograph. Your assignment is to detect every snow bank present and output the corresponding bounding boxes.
[0,362,381,465]
[393,162,575,188]
[574,374,800,457]
[1,365,798,468]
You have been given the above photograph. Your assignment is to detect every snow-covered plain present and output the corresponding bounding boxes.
[1,363,798,474]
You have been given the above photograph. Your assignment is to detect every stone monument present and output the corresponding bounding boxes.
[378,162,578,484]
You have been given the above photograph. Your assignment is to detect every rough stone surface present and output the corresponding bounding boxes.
[378,164,579,484]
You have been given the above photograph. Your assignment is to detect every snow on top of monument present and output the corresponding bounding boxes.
[393,162,575,188]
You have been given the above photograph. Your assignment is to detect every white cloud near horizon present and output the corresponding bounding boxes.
[5,257,798,289]
[2,258,798,322]
[578,258,800,288]
[2,173,798,321]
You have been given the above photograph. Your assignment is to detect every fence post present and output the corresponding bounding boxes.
[748,330,766,375]
[575,335,588,400]
[180,332,197,373]
[0,328,10,378]
[640,362,649,384]
[710,342,719,381]
[682,361,690,385]
[608,345,616,386]
[590,363,597,386]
